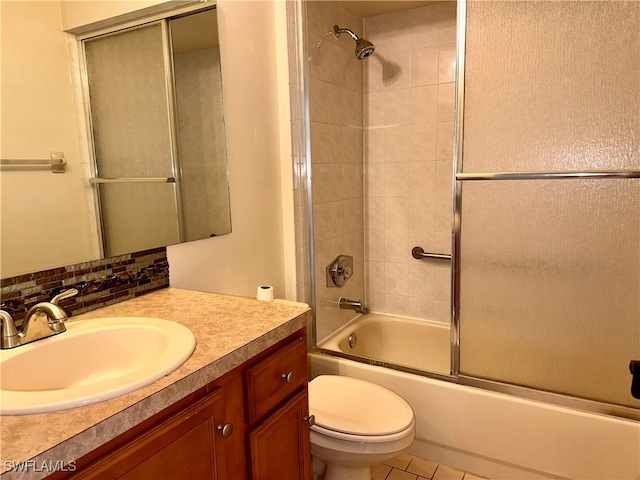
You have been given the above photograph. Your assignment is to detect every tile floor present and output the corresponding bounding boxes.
[373,453,488,480]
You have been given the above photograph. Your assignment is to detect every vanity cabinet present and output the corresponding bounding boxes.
[245,333,310,480]
[249,389,311,480]
[49,328,311,480]
[68,389,230,480]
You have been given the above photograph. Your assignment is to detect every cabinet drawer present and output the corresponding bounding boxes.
[245,334,307,423]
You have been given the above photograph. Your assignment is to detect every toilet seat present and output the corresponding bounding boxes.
[311,418,415,443]
[309,375,414,438]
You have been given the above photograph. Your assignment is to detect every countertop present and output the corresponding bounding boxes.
[0,287,311,479]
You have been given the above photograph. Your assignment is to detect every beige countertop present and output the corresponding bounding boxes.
[0,287,311,479]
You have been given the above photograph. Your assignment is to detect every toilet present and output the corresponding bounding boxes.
[308,375,416,480]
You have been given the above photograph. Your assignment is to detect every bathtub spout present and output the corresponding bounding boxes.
[338,297,368,314]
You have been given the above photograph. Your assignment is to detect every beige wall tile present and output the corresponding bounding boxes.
[384,229,411,264]
[384,197,410,231]
[366,128,386,163]
[366,91,386,126]
[408,196,435,233]
[438,42,457,83]
[412,85,439,124]
[385,262,409,295]
[436,122,454,160]
[386,88,413,124]
[408,263,434,299]
[411,46,440,86]
[408,161,437,197]
[384,162,410,197]
[412,28,440,48]
[361,2,455,322]
[437,81,456,123]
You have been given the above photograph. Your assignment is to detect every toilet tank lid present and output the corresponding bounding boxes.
[308,375,414,436]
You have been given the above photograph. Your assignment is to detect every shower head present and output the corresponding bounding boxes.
[333,25,375,60]
[355,38,375,60]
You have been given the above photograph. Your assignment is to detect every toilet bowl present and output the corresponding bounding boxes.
[308,375,416,480]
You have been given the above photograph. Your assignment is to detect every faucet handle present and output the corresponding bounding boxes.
[0,310,20,349]
[51,288,79,305]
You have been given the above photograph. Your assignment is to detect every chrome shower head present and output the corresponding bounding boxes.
[333,25,375,60]
[355,38,375,59]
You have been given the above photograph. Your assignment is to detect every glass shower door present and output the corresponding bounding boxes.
[458,179,640,408]
[457,0,640,411]
[84,23,181,257]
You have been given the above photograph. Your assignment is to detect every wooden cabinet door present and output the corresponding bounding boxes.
[248,389,311,480]
[73,388,230,479]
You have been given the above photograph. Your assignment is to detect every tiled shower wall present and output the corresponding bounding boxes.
[364,2,456,323]
[306,1,366,342]
[174,47,231,239]
[300,2,457,340]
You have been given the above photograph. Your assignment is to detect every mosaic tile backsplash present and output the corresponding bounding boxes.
[0,248,169,326]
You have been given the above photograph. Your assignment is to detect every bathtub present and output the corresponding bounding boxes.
[311,315,640,480]
[318,313,450,375]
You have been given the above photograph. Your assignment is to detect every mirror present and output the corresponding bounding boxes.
[0,3,231,278]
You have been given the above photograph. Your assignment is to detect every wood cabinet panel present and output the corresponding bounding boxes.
[248,389,311,480]
[244,334,307,423]
[71,388,228,480]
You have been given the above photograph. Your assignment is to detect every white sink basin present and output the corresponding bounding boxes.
[0,317,196,415]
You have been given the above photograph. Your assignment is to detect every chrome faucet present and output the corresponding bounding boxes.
[338,297,368,314]
[0,288,78,349]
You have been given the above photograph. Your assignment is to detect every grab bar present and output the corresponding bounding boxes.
[0,152,66,173]
[89,177,176,184]
[411,246,451,260]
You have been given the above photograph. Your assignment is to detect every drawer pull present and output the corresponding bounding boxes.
[281,372,296,384]
[304,415,315,426]
[216,423,233,438]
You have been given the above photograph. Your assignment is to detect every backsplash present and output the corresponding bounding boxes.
[0,248,169,325]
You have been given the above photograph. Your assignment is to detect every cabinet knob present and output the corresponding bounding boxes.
[303,415,315,426]
[281,371,295,384]
[216,423,233,438]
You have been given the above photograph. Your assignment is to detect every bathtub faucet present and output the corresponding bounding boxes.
[338,297,368,314]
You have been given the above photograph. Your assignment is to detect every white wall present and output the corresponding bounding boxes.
[167,0,292,299]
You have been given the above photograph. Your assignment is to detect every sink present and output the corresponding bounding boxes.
[0,317,196,415]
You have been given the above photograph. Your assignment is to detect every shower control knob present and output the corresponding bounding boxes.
[281,371,296,384]
[326,255,354,287]
[303,415,315,426]
[216,423,233,438]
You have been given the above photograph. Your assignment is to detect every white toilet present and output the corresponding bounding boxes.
[308,375,416,480]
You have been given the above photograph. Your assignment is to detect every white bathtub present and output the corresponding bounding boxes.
[311,315,640,480]
[318,313,450,375]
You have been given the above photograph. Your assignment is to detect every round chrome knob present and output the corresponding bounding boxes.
[303,415,315,426]
[281,372,295,384]
[216,423,233,438]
